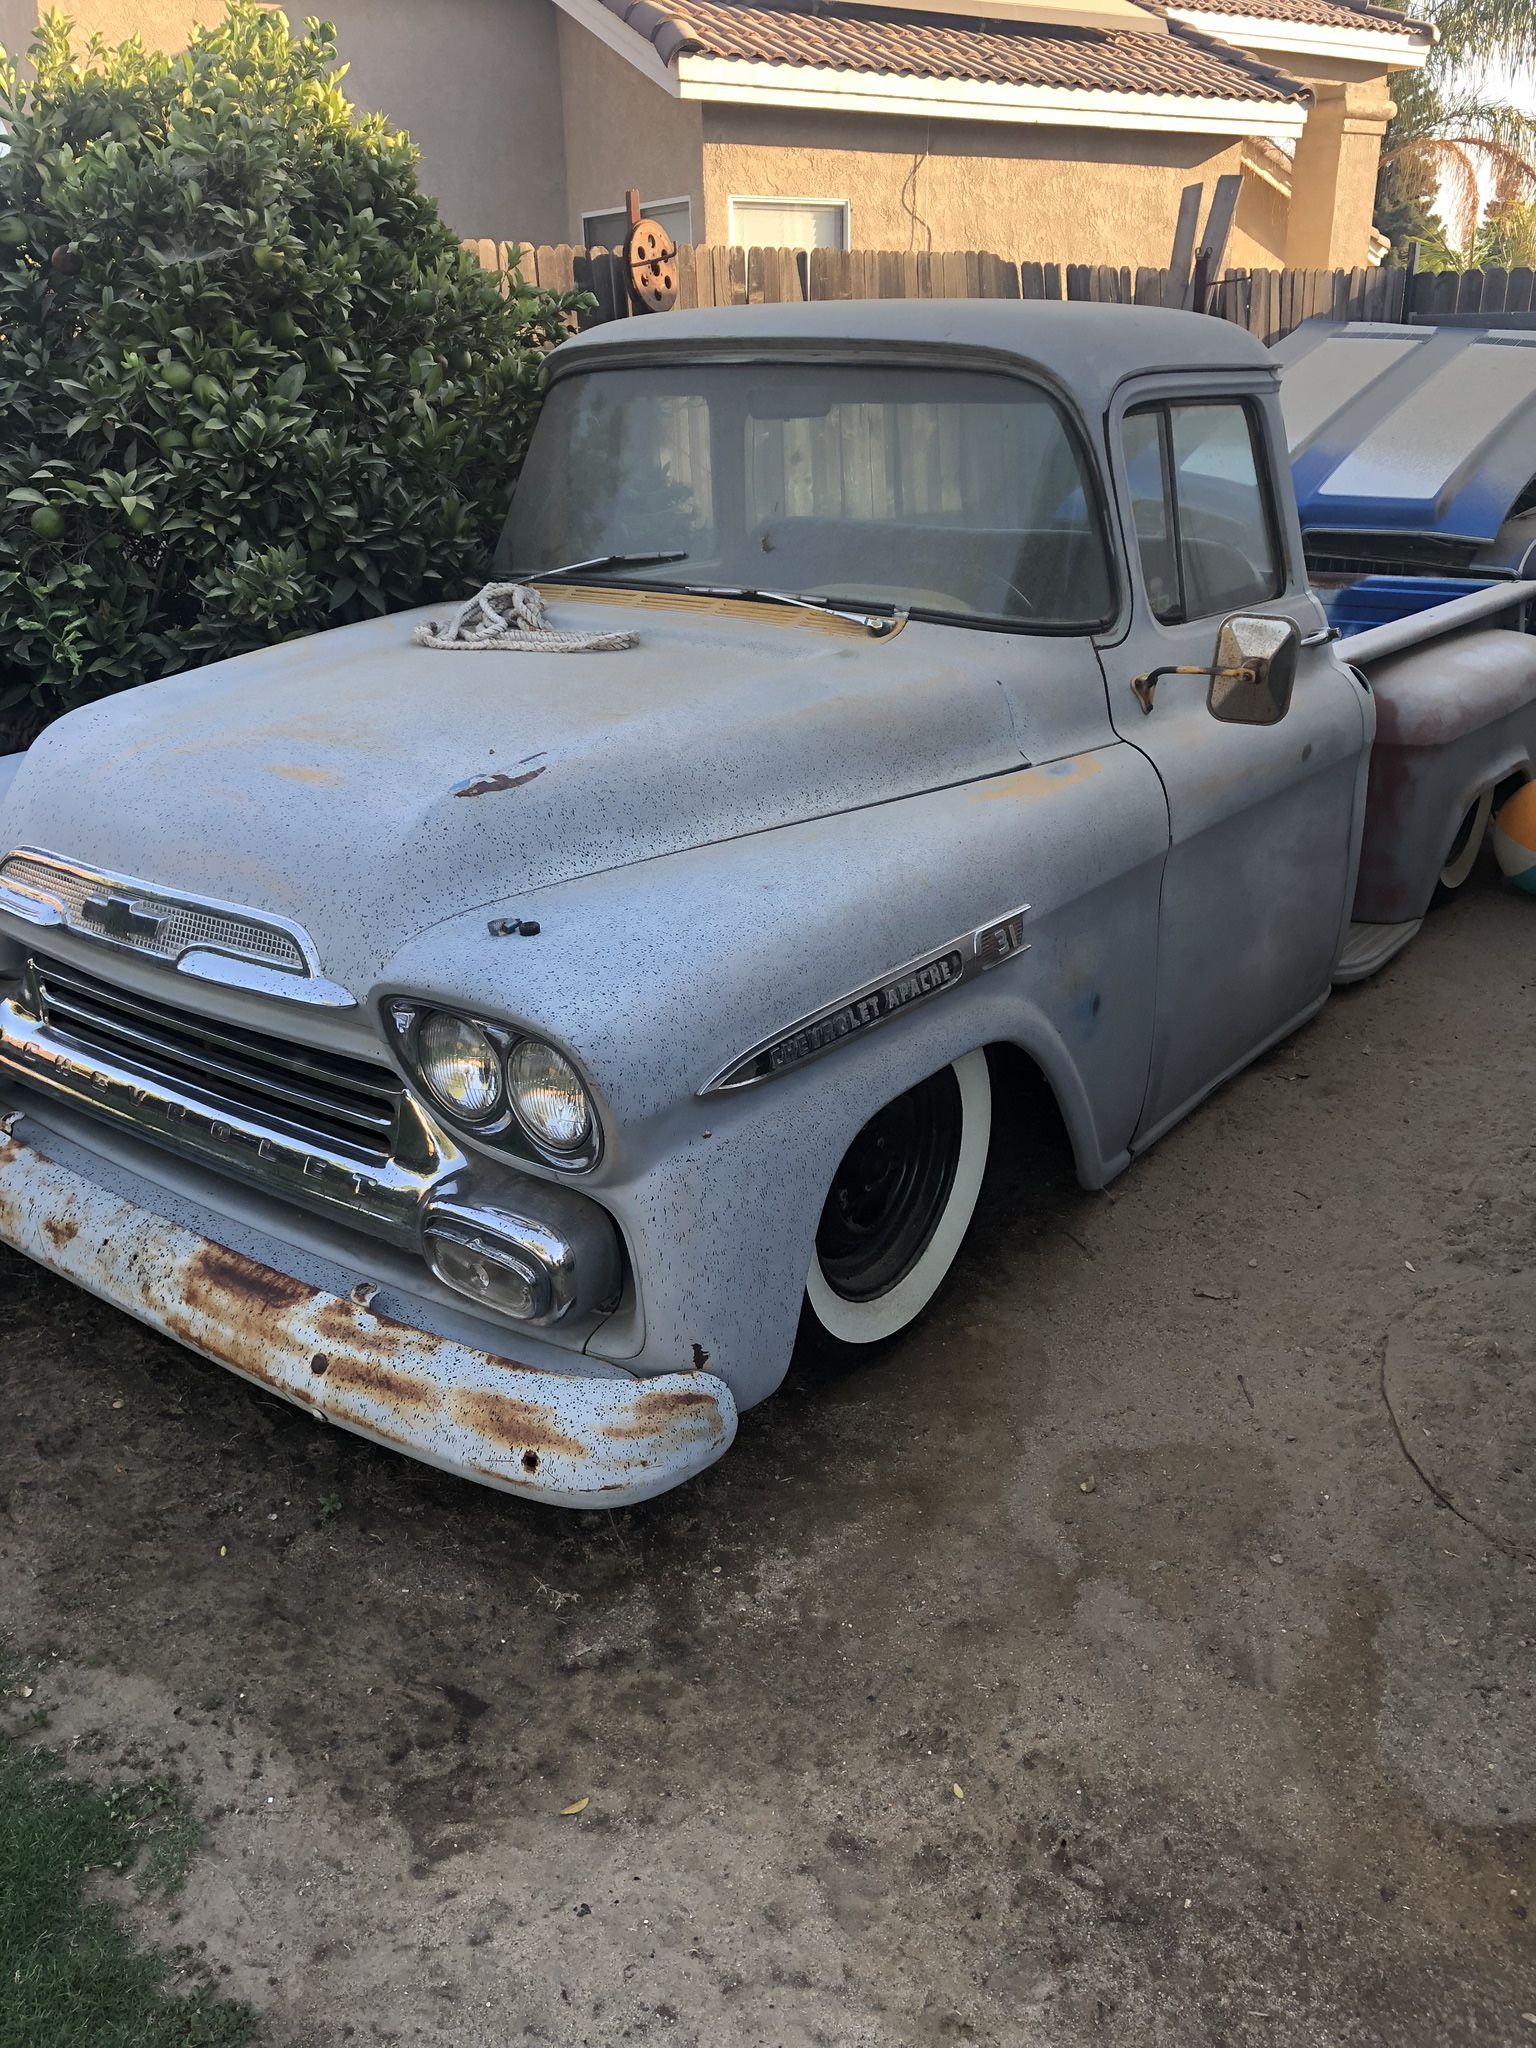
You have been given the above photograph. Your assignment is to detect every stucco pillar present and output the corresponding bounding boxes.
[1283,77,1395,269]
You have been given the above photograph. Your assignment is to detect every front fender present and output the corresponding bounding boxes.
[378,748,1169,1407]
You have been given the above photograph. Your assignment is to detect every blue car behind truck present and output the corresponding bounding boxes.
[1274,316,1536,636]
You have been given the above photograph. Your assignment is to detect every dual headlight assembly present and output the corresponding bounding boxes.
[386,1002,599,1168]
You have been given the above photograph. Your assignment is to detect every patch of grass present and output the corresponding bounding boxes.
[0,1679,257,2048]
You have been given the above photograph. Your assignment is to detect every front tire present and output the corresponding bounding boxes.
[804,1050,992,1352]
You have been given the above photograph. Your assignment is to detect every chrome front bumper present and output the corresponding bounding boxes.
[0,1111,736,1507]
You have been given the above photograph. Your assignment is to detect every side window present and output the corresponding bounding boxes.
[1123,400,1282,623]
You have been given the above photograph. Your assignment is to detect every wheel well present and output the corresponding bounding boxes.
[981,1041,1078,1184]
[828,1041,1079,1189]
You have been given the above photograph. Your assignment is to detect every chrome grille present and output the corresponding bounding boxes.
[0,853,308,974]
[29,956,400,1164]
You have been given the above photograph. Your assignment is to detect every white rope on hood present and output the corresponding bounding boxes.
[412,582,637,653]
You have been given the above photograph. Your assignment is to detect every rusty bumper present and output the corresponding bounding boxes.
[0,1120,736,1507]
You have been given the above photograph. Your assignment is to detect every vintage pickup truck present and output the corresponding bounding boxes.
[0,301,1533,1507]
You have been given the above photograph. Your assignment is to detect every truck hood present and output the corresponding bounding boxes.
[0,590,1023,993]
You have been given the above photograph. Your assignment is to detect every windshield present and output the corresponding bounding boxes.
[497,360,1114,630]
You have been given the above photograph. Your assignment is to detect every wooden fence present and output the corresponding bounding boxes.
[465,236,1536,347]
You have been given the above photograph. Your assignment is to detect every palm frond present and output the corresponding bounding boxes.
[1380,57,1536,249]
[1385,133,1484,239]
[1414,0,1536,73]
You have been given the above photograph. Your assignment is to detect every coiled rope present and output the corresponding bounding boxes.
[412,582,637,654]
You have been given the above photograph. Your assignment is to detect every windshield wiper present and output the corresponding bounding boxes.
[684,583,906,638]
[518,550,690,582]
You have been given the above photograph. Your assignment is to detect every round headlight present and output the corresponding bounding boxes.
[508,1038,593,1153]
[416,1012,504,1122]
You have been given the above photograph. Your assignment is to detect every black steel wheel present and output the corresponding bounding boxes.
[804,1051,992,1352]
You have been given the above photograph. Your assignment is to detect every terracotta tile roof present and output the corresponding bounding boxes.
[1164,0,1430,35]
[604,0,1313,101]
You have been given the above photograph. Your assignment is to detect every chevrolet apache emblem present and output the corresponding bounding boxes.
[704,907,1032,1093]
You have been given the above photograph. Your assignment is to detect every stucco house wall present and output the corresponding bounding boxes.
[1233,154,1290,269]
[0,0,574,243]
[0,0,32,54]
[327,0,570,240]
[556,14,704,243]
[696,106,1290,267]
[1274,57,1396,267]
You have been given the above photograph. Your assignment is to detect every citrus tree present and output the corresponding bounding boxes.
[0,5,587,740]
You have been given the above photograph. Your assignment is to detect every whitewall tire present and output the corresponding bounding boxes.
[804,1050,992,1349]
[1439,788,1494,892]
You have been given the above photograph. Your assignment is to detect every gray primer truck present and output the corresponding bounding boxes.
[0,302,1530,1504]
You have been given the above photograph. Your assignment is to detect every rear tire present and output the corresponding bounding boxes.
[1433,788,1494,901]
[804,1050,991,1355]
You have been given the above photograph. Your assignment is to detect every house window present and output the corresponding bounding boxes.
[1121,400,1282,624]
[580,196,693,250]
[729,197,849,252]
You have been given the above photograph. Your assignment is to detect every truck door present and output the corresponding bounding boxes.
[1101,379,1369,1147]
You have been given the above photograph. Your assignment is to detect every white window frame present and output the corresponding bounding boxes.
[580,194,693,248]
[727,195,851,251]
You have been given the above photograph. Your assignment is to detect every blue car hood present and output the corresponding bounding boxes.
[1274,319,1536,552]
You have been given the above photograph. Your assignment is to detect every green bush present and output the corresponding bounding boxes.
[0,4,587,740]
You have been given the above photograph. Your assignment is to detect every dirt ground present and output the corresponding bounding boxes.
[2,870,1533,2048]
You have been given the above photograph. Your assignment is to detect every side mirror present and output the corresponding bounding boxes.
[1206,615,1298,726]
[1132,613,1300,724]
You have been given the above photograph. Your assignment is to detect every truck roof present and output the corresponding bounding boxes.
[554,299,1274,414]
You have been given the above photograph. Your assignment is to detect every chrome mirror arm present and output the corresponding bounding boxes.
[1132,662,1252,716]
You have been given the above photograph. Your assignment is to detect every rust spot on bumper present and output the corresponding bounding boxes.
[183,1242,313,1316]
[325,1352,437,1415]
[601,1384,729,1441]
[450,1389,588,1461]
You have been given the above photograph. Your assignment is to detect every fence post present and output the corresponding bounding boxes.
[1167,183,1201,307]
[1399,240,1419,323]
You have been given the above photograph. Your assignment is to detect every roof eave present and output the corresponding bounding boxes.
[551,0,685,93]
[674,53,1310,136]
[1163,6,1433,66]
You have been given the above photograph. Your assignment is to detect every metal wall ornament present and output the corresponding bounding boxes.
[623,188,679,315]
